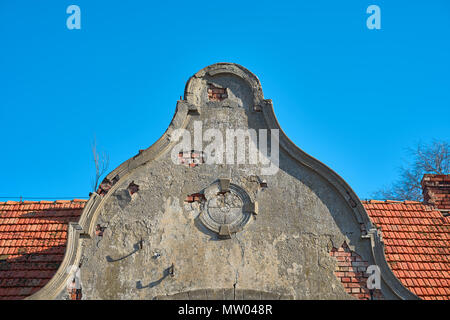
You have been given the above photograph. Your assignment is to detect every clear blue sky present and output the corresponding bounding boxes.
[0,1,449,201]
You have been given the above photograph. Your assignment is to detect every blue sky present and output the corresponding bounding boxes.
[0,1,449,201]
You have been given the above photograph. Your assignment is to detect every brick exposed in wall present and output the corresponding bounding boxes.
[330,242,384,300]
[128,181,139,195]
[69,288,82,300]
[97,175,120,197]
[185,193,206,203]
[207,83,227,101]
[178,151,205,168]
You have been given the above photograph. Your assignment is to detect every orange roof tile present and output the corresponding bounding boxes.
[363,200,450,300]
[0,200,86,300]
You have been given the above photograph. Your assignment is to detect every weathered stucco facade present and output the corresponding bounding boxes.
[29,63,418,300]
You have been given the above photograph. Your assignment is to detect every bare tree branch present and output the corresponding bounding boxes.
[91,136,110,192]
[372,140,449,201]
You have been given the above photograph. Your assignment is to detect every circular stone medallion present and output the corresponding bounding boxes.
[199,183,253,236]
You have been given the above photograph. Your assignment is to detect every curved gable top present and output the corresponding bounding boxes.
[28,63,418,300]
[184,63,264,106]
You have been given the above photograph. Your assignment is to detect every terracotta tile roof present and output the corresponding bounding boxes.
[0,200,86,300]
[363,200,450,300]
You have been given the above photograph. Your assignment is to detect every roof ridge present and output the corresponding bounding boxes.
[0,199,88,205]
[362,199,424,204]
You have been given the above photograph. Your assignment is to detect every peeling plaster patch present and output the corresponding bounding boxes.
[115,189,132,210]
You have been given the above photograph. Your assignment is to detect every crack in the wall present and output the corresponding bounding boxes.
[318,236,335,269]
[317,246,324,269]
[232,233,246,292]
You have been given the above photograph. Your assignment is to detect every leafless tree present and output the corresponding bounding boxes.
[91,137,109,192]
[372,140,449,201]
